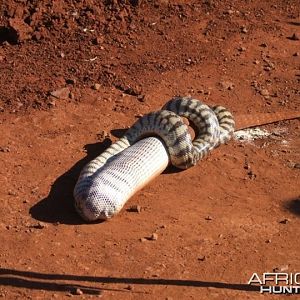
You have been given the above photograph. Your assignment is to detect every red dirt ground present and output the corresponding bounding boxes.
[0,1,299,299]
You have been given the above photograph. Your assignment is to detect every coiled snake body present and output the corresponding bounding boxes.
[74,97,235,221]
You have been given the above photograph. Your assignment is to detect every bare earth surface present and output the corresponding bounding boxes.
[0,1,300,299]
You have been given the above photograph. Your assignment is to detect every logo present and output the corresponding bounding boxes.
[248,273,300,294]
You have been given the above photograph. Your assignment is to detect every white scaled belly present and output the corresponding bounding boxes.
[74,137,169,221]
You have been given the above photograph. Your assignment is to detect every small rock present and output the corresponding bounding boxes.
[149,233,158,241]
[279,218,290,224]
[198,255,206,261]
[93,83,101,90]
[32,222,47,229]
[220,81,234,90]
[264,66,272,72]
[31,187,39,194]
[140,237,147,242]
[238,46,246,52]
[273,265,289,272]
[205,216,213,220]
[0,146,10,152]
[97,130,110,140]
[74,288,83,295]
[265,239,271,243]
[92,36,104,45]
[293,52,300,57]
[127,205,141,213]
[8,191,17,196]
[253,59,260,64]
[260,89,270,97]
[247,170,256,179]
[294,163,300,169]
[290,33,300,41]
[241,26,248,33]
[48,99,56,107]
[32,31,42,41]
[124,285,133,290]
[259,43,267,47]
[50,87,70,100]
[137,94,145,102]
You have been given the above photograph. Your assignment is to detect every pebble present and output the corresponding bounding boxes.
[8,191,17,196]
[127,205,141,213]
[149,233,158,241]
[260,89,270,97]
[273,265,289,272]
[293,52,300,57]
[32,222,47,229]
[294,163,300,169]
[74,288,83,295]
[205,215,213,220]
[32,31,42,41]
[48,99,56,107]
[238,46,246,52]
[279,218,291,224]
[137,94,145,102]
[124,285,133,290]
[198,255,206,261]
[93,83,101,90]
[0,146,10,152]
[264,66,271,72]
[241,26,248,33]
[140,237,147,242]
[220,81,234,90]
[290,33,300,41]
[97,130,110,140]
[50,87,70,100]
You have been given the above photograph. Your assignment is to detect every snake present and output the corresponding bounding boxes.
[73,96,235,221]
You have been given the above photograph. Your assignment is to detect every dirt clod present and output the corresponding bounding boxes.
[8,18,33,43]
[50,87,71,100]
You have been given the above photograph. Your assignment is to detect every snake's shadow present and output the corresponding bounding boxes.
[30,128,185,224]
[30,138,112,225]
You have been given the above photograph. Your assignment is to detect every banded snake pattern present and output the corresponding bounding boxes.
[74,96,235,221]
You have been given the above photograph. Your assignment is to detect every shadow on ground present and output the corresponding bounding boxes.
[30,138,112,225]
[285,196,300,217]
[0,268,260,295]
[30,128,188,225]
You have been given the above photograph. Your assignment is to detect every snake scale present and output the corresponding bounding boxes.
[74,96,235,221]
